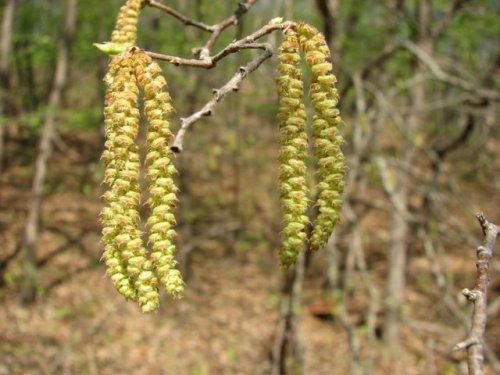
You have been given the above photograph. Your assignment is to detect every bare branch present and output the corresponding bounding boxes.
[198,0,259,59]
[170,43,273,153]
[145,21,291,68]
[434,113,475,161]
[145,0,260,58]
[454,213,498,375]
[314,0,339,45]
[403,41,500,101]
[145,0,214,32]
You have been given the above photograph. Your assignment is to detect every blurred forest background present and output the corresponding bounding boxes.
[0,0,499,374]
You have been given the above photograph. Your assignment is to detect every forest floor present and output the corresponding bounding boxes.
[0,129,498,375]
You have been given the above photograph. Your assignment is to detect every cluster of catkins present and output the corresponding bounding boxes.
[101,2,343,310]
[100,0,183,312]
[276,23,345,267]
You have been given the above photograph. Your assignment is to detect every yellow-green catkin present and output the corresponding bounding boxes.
[135,51,184,298]
[101,51,160,313]
[276,28,310,267]
[297,23,345,251]
[111,0,143,47]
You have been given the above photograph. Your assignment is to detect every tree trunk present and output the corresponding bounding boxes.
[20,0,78,304]
[383,0,434,352]
[271,253,305,375]
[314,0,340,56]
[0,0,17,173]
[384,187,409,350]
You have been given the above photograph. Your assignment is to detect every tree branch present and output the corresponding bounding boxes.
[145,0,214,32]
[170,43,273,153]
[140,10,291,153]
[314,0,337,45]
[145,0,260,59]
[454,213,498,375]
[197,0,259,59]
[403,40,500,101]
[435,113,475,161]
[145,21,290,68]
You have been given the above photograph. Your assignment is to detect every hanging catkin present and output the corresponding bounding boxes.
[297,23,345,252]
[100,1,166,312]
[111,0,143,47]
[101,51,160,312]
[276,28,310,267]
[135,51,184,298]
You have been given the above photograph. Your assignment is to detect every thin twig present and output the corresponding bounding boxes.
[145,0,214,32]
[170,43,273,152]
[419,229,500,372]
[454,213,498,375]
[145,0,260,59]
[403,41,500,101]
[142,15,291,153]
[198,0,259,59]
[145,21,291,68]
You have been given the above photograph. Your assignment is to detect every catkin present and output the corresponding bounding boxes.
[135,51,184,298]
[297,23,345,251]
[101,51,160,312]
[276,28,310,267]
[101,0,183,311]
[111,0,143,47]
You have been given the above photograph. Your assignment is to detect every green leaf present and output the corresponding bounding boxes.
[93,42,126,56]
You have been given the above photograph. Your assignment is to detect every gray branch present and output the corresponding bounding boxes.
[145,21,290,68]
[454,213,499,375]
[403,41,500,101]
[170,43,274,153]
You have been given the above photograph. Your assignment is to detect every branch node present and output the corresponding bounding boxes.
[477,245,490,255]
[462,288,480,301]
[454,337,479,351]
[192,47,202,57]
